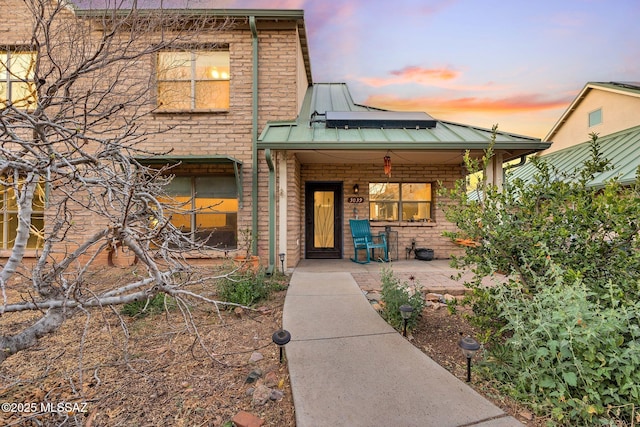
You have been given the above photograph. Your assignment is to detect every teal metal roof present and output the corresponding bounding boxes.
[259,83,550,158]
[508,125,640,187]
[587,81,640,96]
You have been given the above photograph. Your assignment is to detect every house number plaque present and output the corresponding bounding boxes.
[348,197,364,203]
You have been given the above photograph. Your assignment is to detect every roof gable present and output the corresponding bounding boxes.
[545,81,640,142]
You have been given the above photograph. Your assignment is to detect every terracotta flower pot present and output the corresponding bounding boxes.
[108,244,138,268]
[233,255,260,273]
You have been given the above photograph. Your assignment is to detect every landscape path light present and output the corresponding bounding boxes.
[272,329,291,363]
[279,253,286,274]
[399,304,413,337]
[458,335,480,382]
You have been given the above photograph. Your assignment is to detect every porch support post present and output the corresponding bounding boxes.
[265,149,276,275]
[278,152,288,271]
[484,151,505,190]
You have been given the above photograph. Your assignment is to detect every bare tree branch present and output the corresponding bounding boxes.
[0,0,239,364]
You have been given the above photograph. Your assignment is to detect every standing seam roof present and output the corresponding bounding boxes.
[508,125,640,187]
[259,83,547,153]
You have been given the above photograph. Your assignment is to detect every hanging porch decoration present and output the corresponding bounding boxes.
[383,154,391,177]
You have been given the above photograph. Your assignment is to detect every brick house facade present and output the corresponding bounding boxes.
[1,3,550,272]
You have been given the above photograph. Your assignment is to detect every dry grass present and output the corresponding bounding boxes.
[0,267,295,426]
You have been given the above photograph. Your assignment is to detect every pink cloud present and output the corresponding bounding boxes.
[364,93,572,115]
[391,66,458,80]
[357,67,506,92]
[360,65,460,88]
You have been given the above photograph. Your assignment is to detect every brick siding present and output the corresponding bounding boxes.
[299,163,466,262]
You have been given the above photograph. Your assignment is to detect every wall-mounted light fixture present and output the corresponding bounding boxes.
[353,183,359,194]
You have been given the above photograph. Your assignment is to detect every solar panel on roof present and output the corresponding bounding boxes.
[325,111,437,129]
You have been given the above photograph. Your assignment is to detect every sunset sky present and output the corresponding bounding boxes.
[214,0,638,139]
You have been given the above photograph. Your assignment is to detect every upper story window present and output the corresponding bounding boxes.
[157,50,230,112]
[0,49,37,109]
[589,108,602,127]
[369,182,432,222]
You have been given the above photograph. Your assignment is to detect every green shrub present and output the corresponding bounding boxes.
[121,293,176,318]
[379,268,425,333]
[490,261,640,425]
[440,131,640,425]
[217,269,285,307]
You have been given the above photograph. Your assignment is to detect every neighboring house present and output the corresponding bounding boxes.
[1,3,551,272]
[509,82,640,187]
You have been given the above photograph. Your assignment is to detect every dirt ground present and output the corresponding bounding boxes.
[0,266,545,427]
[0,267,295,427]
[412,303,546,426]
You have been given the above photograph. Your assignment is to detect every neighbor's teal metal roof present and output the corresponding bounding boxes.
[508,125,640,187]
[588,81,640,95]
[258,83,550,158]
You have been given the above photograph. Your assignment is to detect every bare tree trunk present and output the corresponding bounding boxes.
[0,0,239,364]
[0,308,65,364]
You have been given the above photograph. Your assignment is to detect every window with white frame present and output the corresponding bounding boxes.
[369,182,432,222]
[0,49,37,109]
[0,178,45,250]
[161,176,238,248]
[157,49,230,111]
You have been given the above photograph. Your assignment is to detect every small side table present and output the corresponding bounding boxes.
[406,240,416,260]
[385,226,398,261]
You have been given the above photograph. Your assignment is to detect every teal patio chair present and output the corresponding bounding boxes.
[349,219,389,264]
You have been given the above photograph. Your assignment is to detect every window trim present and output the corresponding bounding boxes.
[155,47,230,113]
[0,47,37,110]
[588,108,603,127]
[164,174,239,249]
[0,178,46,250]
[368,182,434,223]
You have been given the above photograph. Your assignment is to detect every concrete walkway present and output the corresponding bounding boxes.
[283,260,522,427]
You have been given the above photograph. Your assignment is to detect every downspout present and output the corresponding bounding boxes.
[265,149,276,275]
[507,155,527,169]
[502,154,528,188]
[250,16,259,256]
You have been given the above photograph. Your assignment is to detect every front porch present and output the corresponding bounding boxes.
[291,258,475,296]
[257,83,550,273]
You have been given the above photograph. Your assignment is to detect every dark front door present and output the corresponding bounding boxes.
[305,182,343,259]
